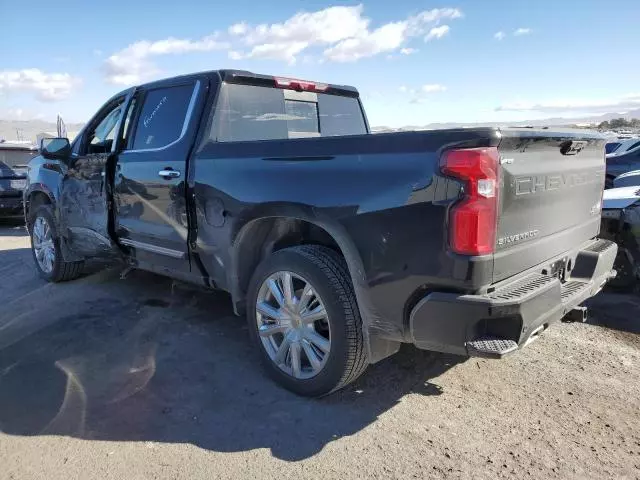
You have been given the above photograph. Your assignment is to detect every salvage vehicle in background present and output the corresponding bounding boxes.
[23,70,617,396]
[0,141,38,219]
[601,186,640,290]
[606,138,640,187]
[613,170,640,189]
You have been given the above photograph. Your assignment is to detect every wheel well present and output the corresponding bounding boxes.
[26,192,52,221]
[233,217,344,309]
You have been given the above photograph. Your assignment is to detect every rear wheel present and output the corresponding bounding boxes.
[247,245,368,396]
[29,205,84,282]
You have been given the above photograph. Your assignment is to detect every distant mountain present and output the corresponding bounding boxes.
[3,108,640,141]
[372,109,640,132]
[0,119,85,143]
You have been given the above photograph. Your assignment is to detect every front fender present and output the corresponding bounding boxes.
[24,156,65,211]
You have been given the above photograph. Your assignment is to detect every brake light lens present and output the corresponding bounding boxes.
[440,147,499,256]
[275,77,329,92]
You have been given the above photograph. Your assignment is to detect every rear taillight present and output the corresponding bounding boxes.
[275,77,329,92]
[440,147,499,256]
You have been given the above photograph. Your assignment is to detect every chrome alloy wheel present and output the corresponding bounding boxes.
[32,216,55,274]
[255,271,331,379]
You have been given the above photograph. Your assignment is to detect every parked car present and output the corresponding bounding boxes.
[601,186,640,290]
[24,70,617,396]
[0,141,38,218]
[612,169,640,189]
[606,139,640,187]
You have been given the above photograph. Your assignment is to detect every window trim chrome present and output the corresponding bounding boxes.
[119,238,186,259]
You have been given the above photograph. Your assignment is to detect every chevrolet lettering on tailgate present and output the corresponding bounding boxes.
[515,168,604,196]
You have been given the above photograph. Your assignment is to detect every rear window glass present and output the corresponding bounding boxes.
[318,93,367,136]
[285,100,319,136]
[210,83,366,142]
[131,84,194,150]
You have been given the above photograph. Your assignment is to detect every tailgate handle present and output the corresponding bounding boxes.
[560,140,587,156]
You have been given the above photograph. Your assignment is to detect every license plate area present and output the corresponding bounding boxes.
[543,257,568,281]
[10,179,27,190]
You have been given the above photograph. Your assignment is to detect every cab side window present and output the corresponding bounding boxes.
[130,84,194,150]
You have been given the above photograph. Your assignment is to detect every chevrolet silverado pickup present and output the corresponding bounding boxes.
[25,70,617,396]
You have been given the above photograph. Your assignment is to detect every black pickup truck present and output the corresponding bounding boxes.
[25,70,617,396]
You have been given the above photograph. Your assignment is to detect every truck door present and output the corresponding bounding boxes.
[59,89,135,257]
[112,77,207,276]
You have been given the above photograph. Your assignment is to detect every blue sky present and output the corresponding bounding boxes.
[1,0,639,127]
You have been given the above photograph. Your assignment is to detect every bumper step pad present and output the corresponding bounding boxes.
[465,337,518,358]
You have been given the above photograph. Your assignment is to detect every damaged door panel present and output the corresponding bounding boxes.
[59,89,135,259]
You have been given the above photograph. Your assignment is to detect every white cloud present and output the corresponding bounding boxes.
[494,31,505,40]
[228,22,249,36]
[496,93,640,114]
[231,41,309,64]
[400,83,447,103]
[422,84,447,93]
[232,5,369,46]
[514,28,532,36]
[104,5,463,81]
[0,69,81,101]
[325,21,409,62]
[425,25,450,41]
[0,108,46,120]
[3,108,24,120]
[324,8,462,62]
[104,34,229,85]
[228,5,370,63]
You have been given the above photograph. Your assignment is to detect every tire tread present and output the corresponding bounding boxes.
[292,245,368,393]
[30,205,84,282]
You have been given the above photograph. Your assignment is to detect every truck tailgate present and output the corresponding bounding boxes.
[493,129,606,283]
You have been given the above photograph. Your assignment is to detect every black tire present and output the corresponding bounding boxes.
[246,245,368,397]
[28,204,84,282]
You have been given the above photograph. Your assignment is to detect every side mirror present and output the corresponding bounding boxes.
[40,137,71,160]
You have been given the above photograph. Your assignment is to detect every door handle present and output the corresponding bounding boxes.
[158,169,180,179]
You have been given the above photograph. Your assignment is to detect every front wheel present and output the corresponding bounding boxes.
[29,205,84,282]
[246,245,368,397]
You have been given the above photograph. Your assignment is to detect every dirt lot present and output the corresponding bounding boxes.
[0,219,639,480]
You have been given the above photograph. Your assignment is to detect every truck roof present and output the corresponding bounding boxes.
[119,69,360,98]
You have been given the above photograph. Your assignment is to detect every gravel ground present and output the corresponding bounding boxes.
[0,220,639,480]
